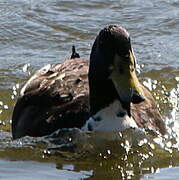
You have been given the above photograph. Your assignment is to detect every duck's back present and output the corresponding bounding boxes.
[12,58,90,139]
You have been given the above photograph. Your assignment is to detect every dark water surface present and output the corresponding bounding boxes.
[0,0,179,179]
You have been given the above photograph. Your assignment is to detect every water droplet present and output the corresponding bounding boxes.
[3,105,8,109]
[175,77,179,82]
[22,63,30,72]
[16,83,20,89]
[13,90,17,96]
[107,150,111,155]
[13,86,16,91]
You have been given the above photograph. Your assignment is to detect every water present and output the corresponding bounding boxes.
[142,167,179,180]
[0,159,92,180]
[0,0,179,179]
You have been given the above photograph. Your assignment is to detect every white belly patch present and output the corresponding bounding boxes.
[82,100,138,132]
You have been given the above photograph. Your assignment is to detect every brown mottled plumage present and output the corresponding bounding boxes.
[12,58,90,138]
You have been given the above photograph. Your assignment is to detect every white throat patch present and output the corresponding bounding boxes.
[82,100,138,132]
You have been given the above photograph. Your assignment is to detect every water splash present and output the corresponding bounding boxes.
[141,75,179,154]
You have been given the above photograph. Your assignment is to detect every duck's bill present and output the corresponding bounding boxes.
[110,51,145,106]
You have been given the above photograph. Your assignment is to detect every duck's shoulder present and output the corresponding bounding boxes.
[20,58,89,98]
[131,85,166,135]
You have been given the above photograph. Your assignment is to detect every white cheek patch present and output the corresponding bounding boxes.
[82,100,138,132]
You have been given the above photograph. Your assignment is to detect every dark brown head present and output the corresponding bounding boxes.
[89,25,145,116]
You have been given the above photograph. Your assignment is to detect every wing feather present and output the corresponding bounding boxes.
[12,58,90,139]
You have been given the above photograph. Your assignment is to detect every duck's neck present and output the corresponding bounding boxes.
[88,37,132,116]
[88,36,117,115]
[89,78,119,114]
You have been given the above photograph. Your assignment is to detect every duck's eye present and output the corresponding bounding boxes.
[124,54,130,58]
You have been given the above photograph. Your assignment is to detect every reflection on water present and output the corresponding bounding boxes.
[0,0,179,179]
[1,128,179,180]
[142,167,179,180]
[0,160,92,180]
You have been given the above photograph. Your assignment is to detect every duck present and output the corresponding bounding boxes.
[12,25,166,139]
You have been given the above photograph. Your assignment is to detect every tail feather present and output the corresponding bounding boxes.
[70,45,80,59]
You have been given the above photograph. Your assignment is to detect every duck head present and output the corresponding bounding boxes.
[89,25,145,116]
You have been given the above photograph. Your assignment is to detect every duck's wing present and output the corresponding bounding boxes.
[131,85,166,135]
[12,58,90,139]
